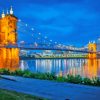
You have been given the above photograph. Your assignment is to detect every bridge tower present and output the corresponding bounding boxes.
[88,41,97,59]
[0,7,19,71]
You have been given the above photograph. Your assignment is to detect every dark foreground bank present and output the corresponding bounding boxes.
[0,89,46,100]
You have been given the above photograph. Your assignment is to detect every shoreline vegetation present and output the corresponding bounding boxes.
[0,68,100,86]
[0,89,47,100]
[20,56,87,60]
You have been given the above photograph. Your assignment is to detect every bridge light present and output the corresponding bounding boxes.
[59,44,61,45]
[34,42,38,47]
[20,41,25,44]
[44,36,47,39]
[39,33,41,35]
[18,19,21,22]
[50,40,52,42]
[25,24,28,27]
[31,28,34,31]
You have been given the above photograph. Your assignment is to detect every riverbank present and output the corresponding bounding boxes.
[0,69,100,86]
[0,75,100,100]
[20,56,87,60]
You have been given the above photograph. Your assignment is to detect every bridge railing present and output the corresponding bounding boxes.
[17,43,90,52]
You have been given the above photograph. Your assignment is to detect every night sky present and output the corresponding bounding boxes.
[0,0,100,47]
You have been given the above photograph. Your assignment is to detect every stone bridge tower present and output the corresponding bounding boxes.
[87,42,97,78]
[88,41,97,59]
[0,7,19,71]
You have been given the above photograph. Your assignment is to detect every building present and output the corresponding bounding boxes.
[42,50,53,56]
[20,50,28,56]
[97,38,100,51]
[0,7,19,71]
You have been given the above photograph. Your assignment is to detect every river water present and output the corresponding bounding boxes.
[19,59,100,78]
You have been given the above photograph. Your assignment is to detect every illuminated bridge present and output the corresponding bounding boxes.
[0,7,97,55]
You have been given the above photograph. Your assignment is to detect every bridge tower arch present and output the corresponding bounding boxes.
[88,42,97,59]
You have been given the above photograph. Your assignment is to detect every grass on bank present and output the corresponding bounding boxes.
[0,89,47,100]
[0,68,100,86]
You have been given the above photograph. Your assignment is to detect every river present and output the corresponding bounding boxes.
[19,59,100,78]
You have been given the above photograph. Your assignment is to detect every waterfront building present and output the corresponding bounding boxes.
[42,50,53,56]
[20,50,27,56]
[53,50,64,57]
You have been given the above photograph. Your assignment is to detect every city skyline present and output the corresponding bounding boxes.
[0,0,100,47]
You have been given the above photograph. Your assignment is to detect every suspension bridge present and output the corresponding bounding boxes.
[0,18,98,54]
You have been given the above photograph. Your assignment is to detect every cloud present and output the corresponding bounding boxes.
[1,0,100,46]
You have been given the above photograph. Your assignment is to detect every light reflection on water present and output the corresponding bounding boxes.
[19,59,100,78]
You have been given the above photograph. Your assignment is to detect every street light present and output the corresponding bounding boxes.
[44,36,48,45]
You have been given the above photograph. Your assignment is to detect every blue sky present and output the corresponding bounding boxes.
[0,0,100,47]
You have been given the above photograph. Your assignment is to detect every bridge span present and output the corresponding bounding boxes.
[0,44,98,54]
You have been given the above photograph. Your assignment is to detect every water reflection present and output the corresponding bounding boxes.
[19,58,100,78]
[19,60,29,71]
[0,58,19,71]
